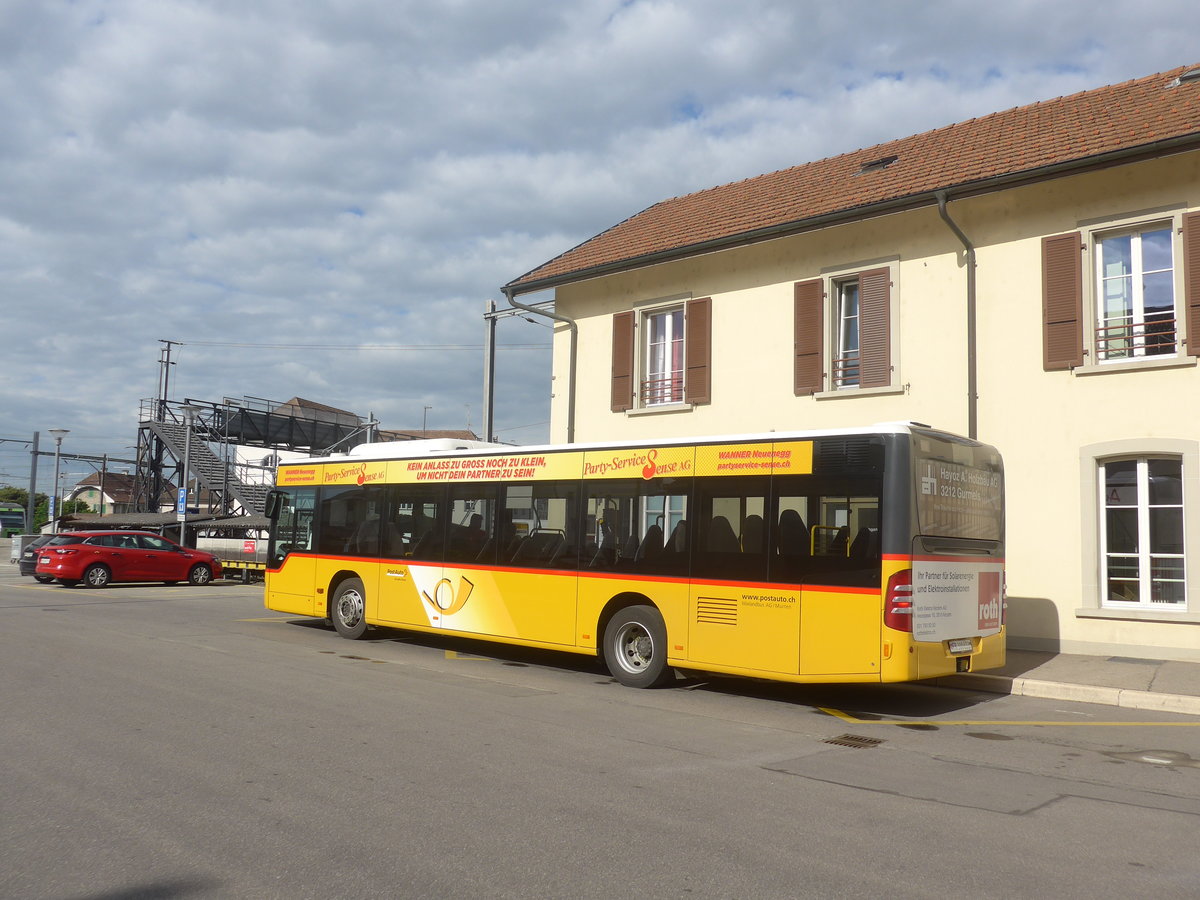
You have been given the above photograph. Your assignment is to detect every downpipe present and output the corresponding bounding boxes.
[936,191,978,440]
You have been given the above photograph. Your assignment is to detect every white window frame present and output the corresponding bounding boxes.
[814,258,902,400]
[634,297,688,409]
[1079,439,1200,621]
[832,277,861,389]
[1082,210,1187,369]
[1098,456,1186,609]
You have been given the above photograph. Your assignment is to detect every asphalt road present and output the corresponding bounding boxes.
[2,567,1199,899]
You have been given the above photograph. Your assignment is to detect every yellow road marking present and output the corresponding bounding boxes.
[820,707,1200,726]
[818,707,861,722]
[445,650,487,660]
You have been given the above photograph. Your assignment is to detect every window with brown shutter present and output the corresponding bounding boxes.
[684,296,711,405]
[858,268,891,388]
[1042,232,1084,370]
[1185,211,1200,358]
[793,279,823,395]
[610,311,635,412]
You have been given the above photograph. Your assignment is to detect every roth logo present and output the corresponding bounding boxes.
[978,571,1002,630]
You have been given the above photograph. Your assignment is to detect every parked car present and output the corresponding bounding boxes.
[34,530,223,588]
[18,534,56,582]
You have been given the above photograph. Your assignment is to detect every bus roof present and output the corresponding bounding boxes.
[281,421,975,467]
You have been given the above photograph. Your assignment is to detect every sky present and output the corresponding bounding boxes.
[1,0,1198,497]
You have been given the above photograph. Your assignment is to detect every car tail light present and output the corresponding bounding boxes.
[53,548,78,556]
[884,569,913,633]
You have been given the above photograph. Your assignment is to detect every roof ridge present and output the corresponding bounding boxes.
[507,61,1200,293]
[648,61,1200,205]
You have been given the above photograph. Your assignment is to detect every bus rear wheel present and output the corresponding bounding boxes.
[331,578,369,640]
[603,605,673,688]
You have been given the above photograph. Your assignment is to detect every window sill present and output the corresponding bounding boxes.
[1076,606,1200,624]
[626,402,694,417]
[1075,355,1196,376]
[814,384,905,401]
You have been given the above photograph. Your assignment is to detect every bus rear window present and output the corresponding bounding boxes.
[912,434,1003,542]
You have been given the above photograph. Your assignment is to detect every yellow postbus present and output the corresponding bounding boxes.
[263,423,1004,688]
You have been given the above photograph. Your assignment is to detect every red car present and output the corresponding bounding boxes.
[35,530,223,588]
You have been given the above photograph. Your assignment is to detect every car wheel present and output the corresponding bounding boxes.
[602,604,674,688]
[83,565,111,588]
[34,575,55,584]
[188,564,213,586]
[331,578,369,639]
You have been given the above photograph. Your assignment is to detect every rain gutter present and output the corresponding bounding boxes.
[936,190,977,440]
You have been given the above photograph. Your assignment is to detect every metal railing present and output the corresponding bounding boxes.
[1095,316,1176,360]
[639,376,683,405]
[832,353,860,388]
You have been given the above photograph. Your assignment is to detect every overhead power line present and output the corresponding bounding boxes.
[180,340,550,351]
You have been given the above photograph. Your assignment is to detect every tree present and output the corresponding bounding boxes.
[0,486,46,509]
[33,498,91,530]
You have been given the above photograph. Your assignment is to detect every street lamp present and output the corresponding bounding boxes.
[178,404,200,547]
[48,428,69,533]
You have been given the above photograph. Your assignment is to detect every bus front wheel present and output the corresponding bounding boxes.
[603,605,673,688]
[331,578,369,640]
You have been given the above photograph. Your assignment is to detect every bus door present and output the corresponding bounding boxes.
[374,483,445,628]
[480,481,580,646]
[265,485,318,616]
[774,479,881,677]
[687,477,802,676]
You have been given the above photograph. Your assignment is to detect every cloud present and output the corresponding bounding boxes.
[1,0,1196,489]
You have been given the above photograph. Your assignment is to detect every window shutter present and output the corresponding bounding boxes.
[610,311,635,412]
[1042,232,1084,370]
[793,279,824,395]
[858,268,891,388]
[1184,212,1200,358]
[684,296,712,405]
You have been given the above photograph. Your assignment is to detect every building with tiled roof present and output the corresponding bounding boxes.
[508,63,1200,294]
[502,62,1200,663]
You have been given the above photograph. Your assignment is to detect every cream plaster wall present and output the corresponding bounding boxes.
[543,151,1200,659]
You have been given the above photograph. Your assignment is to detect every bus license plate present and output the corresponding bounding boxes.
[947,638,973,655]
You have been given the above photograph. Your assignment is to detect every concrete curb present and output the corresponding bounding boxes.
[935,672,1200,717]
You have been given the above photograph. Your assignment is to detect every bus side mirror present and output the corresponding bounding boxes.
[264,490,284,520]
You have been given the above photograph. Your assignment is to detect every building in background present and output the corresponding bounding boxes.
[503,63,1200,660]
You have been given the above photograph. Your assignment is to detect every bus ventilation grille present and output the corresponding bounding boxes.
[824,734,884,750]
[695,597,738,626]
[815,438,881,472]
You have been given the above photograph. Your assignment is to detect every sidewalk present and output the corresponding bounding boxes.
[937,649,1200,716]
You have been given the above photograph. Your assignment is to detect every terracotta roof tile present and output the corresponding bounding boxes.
[507,63,1200,291]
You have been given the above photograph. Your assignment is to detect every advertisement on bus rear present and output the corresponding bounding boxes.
[912,556,1004,640]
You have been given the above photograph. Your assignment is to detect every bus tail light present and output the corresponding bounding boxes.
[884,569,913,633]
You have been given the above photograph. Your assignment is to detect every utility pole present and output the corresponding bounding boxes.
[26,432,39,533]
[483,300,496,442]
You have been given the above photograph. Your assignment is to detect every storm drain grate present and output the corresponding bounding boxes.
[824,733,884,749]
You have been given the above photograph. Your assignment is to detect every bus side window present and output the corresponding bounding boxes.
[445,485,498,565]
[502,480,580,571]
[583,479,690,576]
[692,476,768,582]
[807,485,881,587]
[384,484,446,563]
